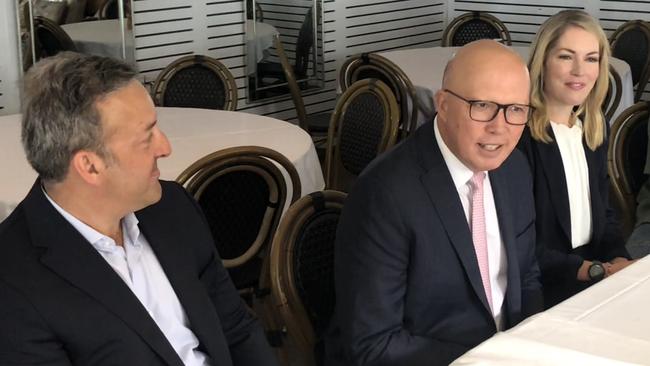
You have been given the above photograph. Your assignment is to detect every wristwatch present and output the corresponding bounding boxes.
[588,261,606,282]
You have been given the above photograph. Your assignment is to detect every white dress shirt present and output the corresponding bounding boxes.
[434,118,507,329]
[551,120,592,249]
[44,189,212,366]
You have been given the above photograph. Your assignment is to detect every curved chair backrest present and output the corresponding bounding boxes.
[339,53,420,138]
[176,146,301,291]
[99,0,119,20]
[610,20,650,102]
[604,64,624,125]
[267,190,346,366]
[152,54,238,111]
[442,12,512,47]
[608,101,650,239]
[325,79,400,192]
[33,16,76,60]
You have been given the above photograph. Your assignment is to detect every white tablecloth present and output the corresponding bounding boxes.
[0,107,324,222]
[452,255,650,365]
[375,46,634,126]
[246,20,279,67]
[61,19,133,60]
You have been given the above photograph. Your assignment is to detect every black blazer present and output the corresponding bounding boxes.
[325,121,543,366]
[0,180,278,366]
[517,126,629,307]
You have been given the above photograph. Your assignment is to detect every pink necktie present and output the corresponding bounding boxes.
[469,172,492,310]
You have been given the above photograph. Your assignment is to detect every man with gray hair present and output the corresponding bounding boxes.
[0,52,279,366]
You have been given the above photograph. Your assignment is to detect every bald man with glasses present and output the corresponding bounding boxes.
[325,40,543,366]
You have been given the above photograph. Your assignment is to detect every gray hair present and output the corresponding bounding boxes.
[21,52,137,183]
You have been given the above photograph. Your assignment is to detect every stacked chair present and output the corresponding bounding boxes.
[339,53,424,139]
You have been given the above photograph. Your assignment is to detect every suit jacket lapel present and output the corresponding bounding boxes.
[136,206,228,363]
[415,122,492,313]
[536,128,572,240]
[24,181,184,366]
[488,168,521,324]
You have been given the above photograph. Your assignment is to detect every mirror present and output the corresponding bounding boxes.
[246,0,324,102]
[16,0,134,71]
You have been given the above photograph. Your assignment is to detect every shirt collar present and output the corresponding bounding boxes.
[434,116,479,189]
[42,187,141,252]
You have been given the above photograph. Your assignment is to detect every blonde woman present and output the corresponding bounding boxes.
[518,10,633,308]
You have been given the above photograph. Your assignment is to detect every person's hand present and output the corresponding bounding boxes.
[577,260,591,281]
[606,258,637,276]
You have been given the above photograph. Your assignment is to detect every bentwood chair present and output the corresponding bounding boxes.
[608,101,650,239]
[339,53,421,139]
[441,12,512,47]
[33,16,76,60]
[325,79,400,192]
[176,146,301,300]
[610,20,650,102]
[258,190,346,366]
[152,54,238,111]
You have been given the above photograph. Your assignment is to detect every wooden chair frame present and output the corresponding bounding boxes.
[263,190,347,365]
[441,12,512,47]
[325,79,400,191]
[152,54,238,111]
[176,146,301,268]
[339,53,420,138]
[610,20,650,102]
[608,101,650,239]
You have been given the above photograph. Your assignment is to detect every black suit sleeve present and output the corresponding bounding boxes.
[180,186,279,366]
[0,278,72,366]
[333,177,468,366]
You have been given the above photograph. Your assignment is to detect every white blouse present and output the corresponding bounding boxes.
[551,120,592,249]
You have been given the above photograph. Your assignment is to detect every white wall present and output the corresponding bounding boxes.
[0,0,22,115]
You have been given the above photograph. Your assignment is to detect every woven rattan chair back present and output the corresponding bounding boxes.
[152,54,238,111]
[610,20,650,102]
[33,16,76,60]
[442,12,511,47]
[608,101,650,239]
[325,79,400,192]
[339,53,421,138]
[176,146,301,292]
[263,190,346,366]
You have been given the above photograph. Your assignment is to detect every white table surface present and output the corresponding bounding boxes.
[246,20,279,66]
[61,19,132,60]
[452,255,650,365]
[0,107,324,221]
[375,46,634,126]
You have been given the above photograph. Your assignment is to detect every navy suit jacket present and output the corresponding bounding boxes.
[0,180,278,366]
[517,127,629,307]
[325,121,543,366]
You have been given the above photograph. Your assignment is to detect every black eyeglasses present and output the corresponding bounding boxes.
[444,89,533,126]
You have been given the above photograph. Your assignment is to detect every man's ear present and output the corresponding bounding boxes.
[434,89,447,117]
[70,150,105,185]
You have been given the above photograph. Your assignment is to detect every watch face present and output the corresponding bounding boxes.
[589,263,605,280]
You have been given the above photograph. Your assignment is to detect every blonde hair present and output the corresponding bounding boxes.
[528,10,610,150]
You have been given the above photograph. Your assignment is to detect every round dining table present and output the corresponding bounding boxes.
[0,107,324,222]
